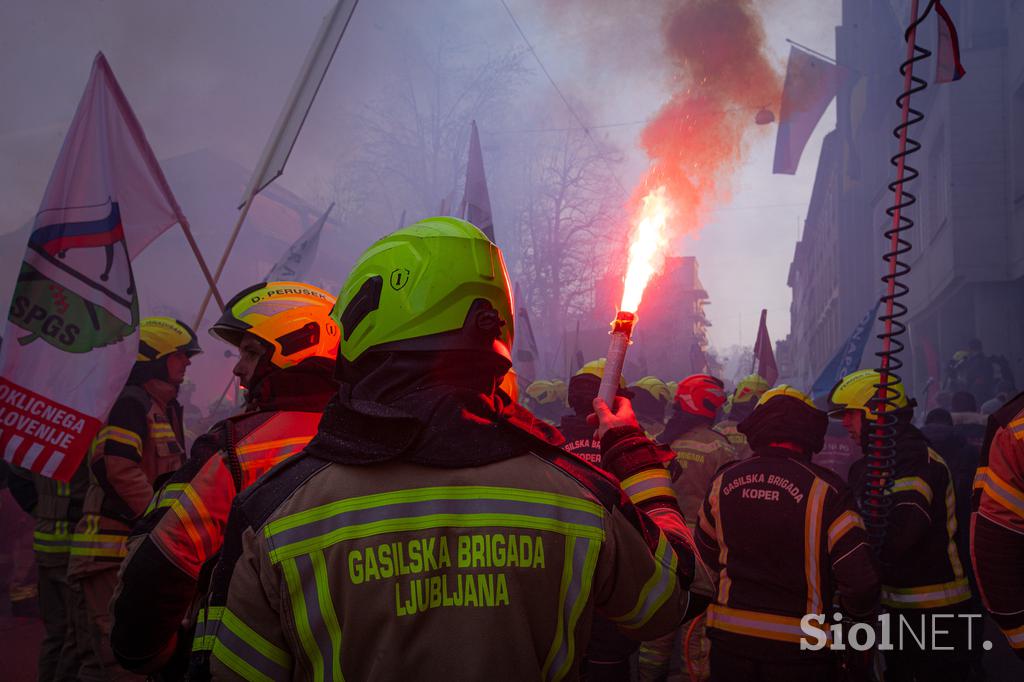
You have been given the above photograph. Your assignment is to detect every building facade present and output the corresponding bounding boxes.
[788,0,1024,403]
[566,255,711,384]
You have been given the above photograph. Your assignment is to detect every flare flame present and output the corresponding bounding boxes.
[619,186,673,312]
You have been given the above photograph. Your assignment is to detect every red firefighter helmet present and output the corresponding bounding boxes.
[674,374,727,418]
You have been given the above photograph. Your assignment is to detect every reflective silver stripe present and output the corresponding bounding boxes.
[1005,625,1024,648]
[706,605,809,643]
[974,468,1024,518]
[621,470,674,503]
[542,536,600,681]
[205,606,292,681]
[283,552,344,681]
[610,533,678,631]
[265,489,604,564]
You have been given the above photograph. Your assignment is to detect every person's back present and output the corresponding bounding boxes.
[110,283,340,678]
[922,408,973,578]
[704,454,868,632]
[696,387,879,680]
[202,429,685,680]
[188,218,697,680]
[559,359,624,468]
[833,370,973,681]
[661,375,735,528]
[67,317,201,680]
[972,390,1024,662]
[712,374,770,462]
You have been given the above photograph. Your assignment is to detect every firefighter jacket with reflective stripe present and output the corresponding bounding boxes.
[695,447,880,660]
[850,426,972,611]
[5,463,88,567]
[68,379,185,578]
[559,413,602,466]
[667,424,736,529]
[110,409,325,674]
[971,391,1024,659]
[190,428,694,681]
[714,420,752,460]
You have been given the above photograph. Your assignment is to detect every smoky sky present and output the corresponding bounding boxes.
[0,0,841,365]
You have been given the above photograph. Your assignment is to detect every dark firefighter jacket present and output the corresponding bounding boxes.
[664,421,736,532]
[971,391,1024,659]
[714,419,752,460]
[695,446,880,660]
[559,413,602,467]
[68,377,185,580]
[110,359,337,677]
[849,425,972,612]
[188,367,698,681]
[5,461,89,568]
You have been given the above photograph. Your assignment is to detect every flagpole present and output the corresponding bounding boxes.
[784,38,836,64]
[193,198,254,328]
[178,220,224,315]
[191,0,359,327]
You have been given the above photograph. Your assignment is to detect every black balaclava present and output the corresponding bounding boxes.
[660,404,714,444]
[738,396,828,456]
[127,356,172,385]
[727,399,757,423]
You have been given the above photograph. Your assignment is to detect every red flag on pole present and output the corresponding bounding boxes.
[0,53,187,480]
[751,309,779,386]
[934,0,966,84]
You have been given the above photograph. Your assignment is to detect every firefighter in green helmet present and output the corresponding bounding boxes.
[189,217,699,680]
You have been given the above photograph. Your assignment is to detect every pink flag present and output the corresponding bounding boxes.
[773,46,842,175]
[934,0,965,84]
[0,53,187,480]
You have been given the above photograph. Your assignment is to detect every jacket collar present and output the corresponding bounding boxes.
[141,378,179,411]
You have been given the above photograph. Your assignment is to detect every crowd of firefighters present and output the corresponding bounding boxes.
[0,216,1022,681]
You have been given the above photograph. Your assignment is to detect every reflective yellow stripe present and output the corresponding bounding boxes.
[608,533,678,631]
[706,605,809,644]
[236,436,311,456]
[672,439,724,454]
[931,450,967,583]
[827,510,865,553]
[1009,416,1024,440]
[147,483,188,515]
[265,486,604,565]
[69,532,128,558]
[804,480,827,615]
[97,425,143,453]
[889,476,933,504]
[205,605,292,680]
[697,505,716,538]
[974,467,1024,519]
[1003,624,1024,649]
[708,476,730,603]
[33,528,72,553]
[621,469,674,504]
[881,578,971,609]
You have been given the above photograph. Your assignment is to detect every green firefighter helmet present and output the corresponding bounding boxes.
[332,217,514,363]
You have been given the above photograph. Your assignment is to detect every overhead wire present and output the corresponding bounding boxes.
[497,0,631,199]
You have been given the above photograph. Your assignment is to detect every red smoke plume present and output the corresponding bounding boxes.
[637,0,782,232]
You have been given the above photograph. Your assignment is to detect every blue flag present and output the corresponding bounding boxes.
[811,302,880,400]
